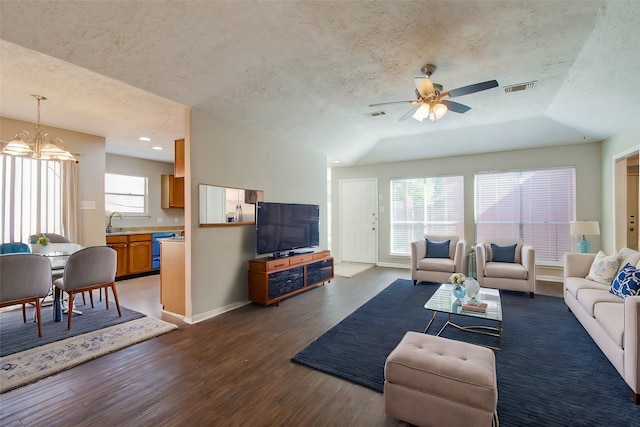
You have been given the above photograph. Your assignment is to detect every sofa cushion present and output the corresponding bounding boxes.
[586,251,622,285]
[490,243,516,263]
[618,248,640,273]
[593,302,625,347]
[565,277,609,299]
[576,288,623,317]
[417,257,456,273]
[426,239,450,259]
[425,235,459,259]
[609,263,640,298]
[484,261,527,280]
[485,241,522,264]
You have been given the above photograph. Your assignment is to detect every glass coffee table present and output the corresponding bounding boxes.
[424,283,503,350]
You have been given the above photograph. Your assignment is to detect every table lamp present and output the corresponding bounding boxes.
[570,221,600,253]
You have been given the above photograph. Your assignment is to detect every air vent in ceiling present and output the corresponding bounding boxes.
[503,81,537,93]
[365,110,386,117]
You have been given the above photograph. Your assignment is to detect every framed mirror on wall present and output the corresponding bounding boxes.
[198,184,264,226]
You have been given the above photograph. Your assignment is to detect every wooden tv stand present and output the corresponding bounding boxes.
[248,250,334,305]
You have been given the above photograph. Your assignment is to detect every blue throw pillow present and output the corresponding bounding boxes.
[491,243,517,263]
[610,263,640,298]
[426,239,450,259]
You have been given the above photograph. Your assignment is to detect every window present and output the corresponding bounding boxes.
[105,173,148,213]
[474,167,576,264]
[0,155,63,243]
[391,175,464,255]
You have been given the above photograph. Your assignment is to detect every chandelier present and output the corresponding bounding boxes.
[1,95,76,161]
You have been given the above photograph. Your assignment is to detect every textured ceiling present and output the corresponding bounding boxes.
[1,1,639,165]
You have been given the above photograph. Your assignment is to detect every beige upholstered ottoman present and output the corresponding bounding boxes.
[384,332,498,427]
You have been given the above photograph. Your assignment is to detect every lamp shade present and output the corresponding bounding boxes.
[2,137,33,155]
[429,103,448,121]
[570,221,600,236]
[412,103,430,122]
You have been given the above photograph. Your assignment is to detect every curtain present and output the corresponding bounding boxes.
[61,160,81,243]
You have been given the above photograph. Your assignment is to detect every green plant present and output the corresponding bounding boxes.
[37,235,50,245]
[448,272,466,285]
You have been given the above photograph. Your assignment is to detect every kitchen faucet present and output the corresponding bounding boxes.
[106,211,122,233]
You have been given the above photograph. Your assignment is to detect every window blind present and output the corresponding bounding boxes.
[104,173,148,213]
[474,167,576,263]
[390,175,464,255]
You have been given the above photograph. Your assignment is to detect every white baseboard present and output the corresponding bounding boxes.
[376,262,410,269]
[188,300,252,324]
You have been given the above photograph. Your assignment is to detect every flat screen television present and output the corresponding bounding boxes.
[256,202,320,256]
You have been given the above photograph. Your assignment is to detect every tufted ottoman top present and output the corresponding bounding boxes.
[385,332,497,411]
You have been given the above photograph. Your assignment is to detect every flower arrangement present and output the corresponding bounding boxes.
[37,235,50,246]
[448,272,466,285]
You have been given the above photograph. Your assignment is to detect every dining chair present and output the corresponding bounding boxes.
[43,233,71,243]
[29,233,71,244]
[53,246,121,330]
[0,242,31,254]
[0,253,53,337]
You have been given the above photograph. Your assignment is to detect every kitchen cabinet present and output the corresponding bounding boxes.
[161,174,184,208]
[106,233,152,277]
[174,138,185,178]
[160,239,185,315]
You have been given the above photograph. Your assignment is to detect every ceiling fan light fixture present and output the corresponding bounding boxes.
[412,103,430,122]
[429,103,448,122]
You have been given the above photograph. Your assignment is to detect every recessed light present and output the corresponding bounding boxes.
[152,146,163,151]
[139,136,151,141]
[333,160,341,163]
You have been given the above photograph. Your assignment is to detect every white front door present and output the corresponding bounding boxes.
[340,179,377,263]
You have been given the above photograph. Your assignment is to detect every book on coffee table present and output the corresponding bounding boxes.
[462,302,488,313]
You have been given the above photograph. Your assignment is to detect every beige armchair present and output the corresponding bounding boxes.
[475,240,535,298]
[411,234,466,285]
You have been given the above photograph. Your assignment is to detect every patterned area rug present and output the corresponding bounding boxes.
[0,299,146,357]
[0,317,177,393]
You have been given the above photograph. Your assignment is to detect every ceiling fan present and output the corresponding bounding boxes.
[369,64,498,122]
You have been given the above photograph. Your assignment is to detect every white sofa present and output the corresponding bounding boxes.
[563,248,640,404]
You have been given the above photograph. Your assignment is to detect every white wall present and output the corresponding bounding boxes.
[188,108,327,320]
[331,142,602,267]
[1,116,106,247]
[106,153,184,229]
[601,119,640,253]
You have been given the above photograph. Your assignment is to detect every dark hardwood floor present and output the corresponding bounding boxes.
[0,266,413,426]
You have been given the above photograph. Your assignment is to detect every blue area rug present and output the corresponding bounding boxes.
[291,279,640,426]
[0,297,145,357]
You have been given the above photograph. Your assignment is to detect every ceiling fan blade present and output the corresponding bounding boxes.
[399,104,420,121]
[415,77,435,97]
[441,100,471,114]
[442,80,499,98]
[368,100,417,107]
